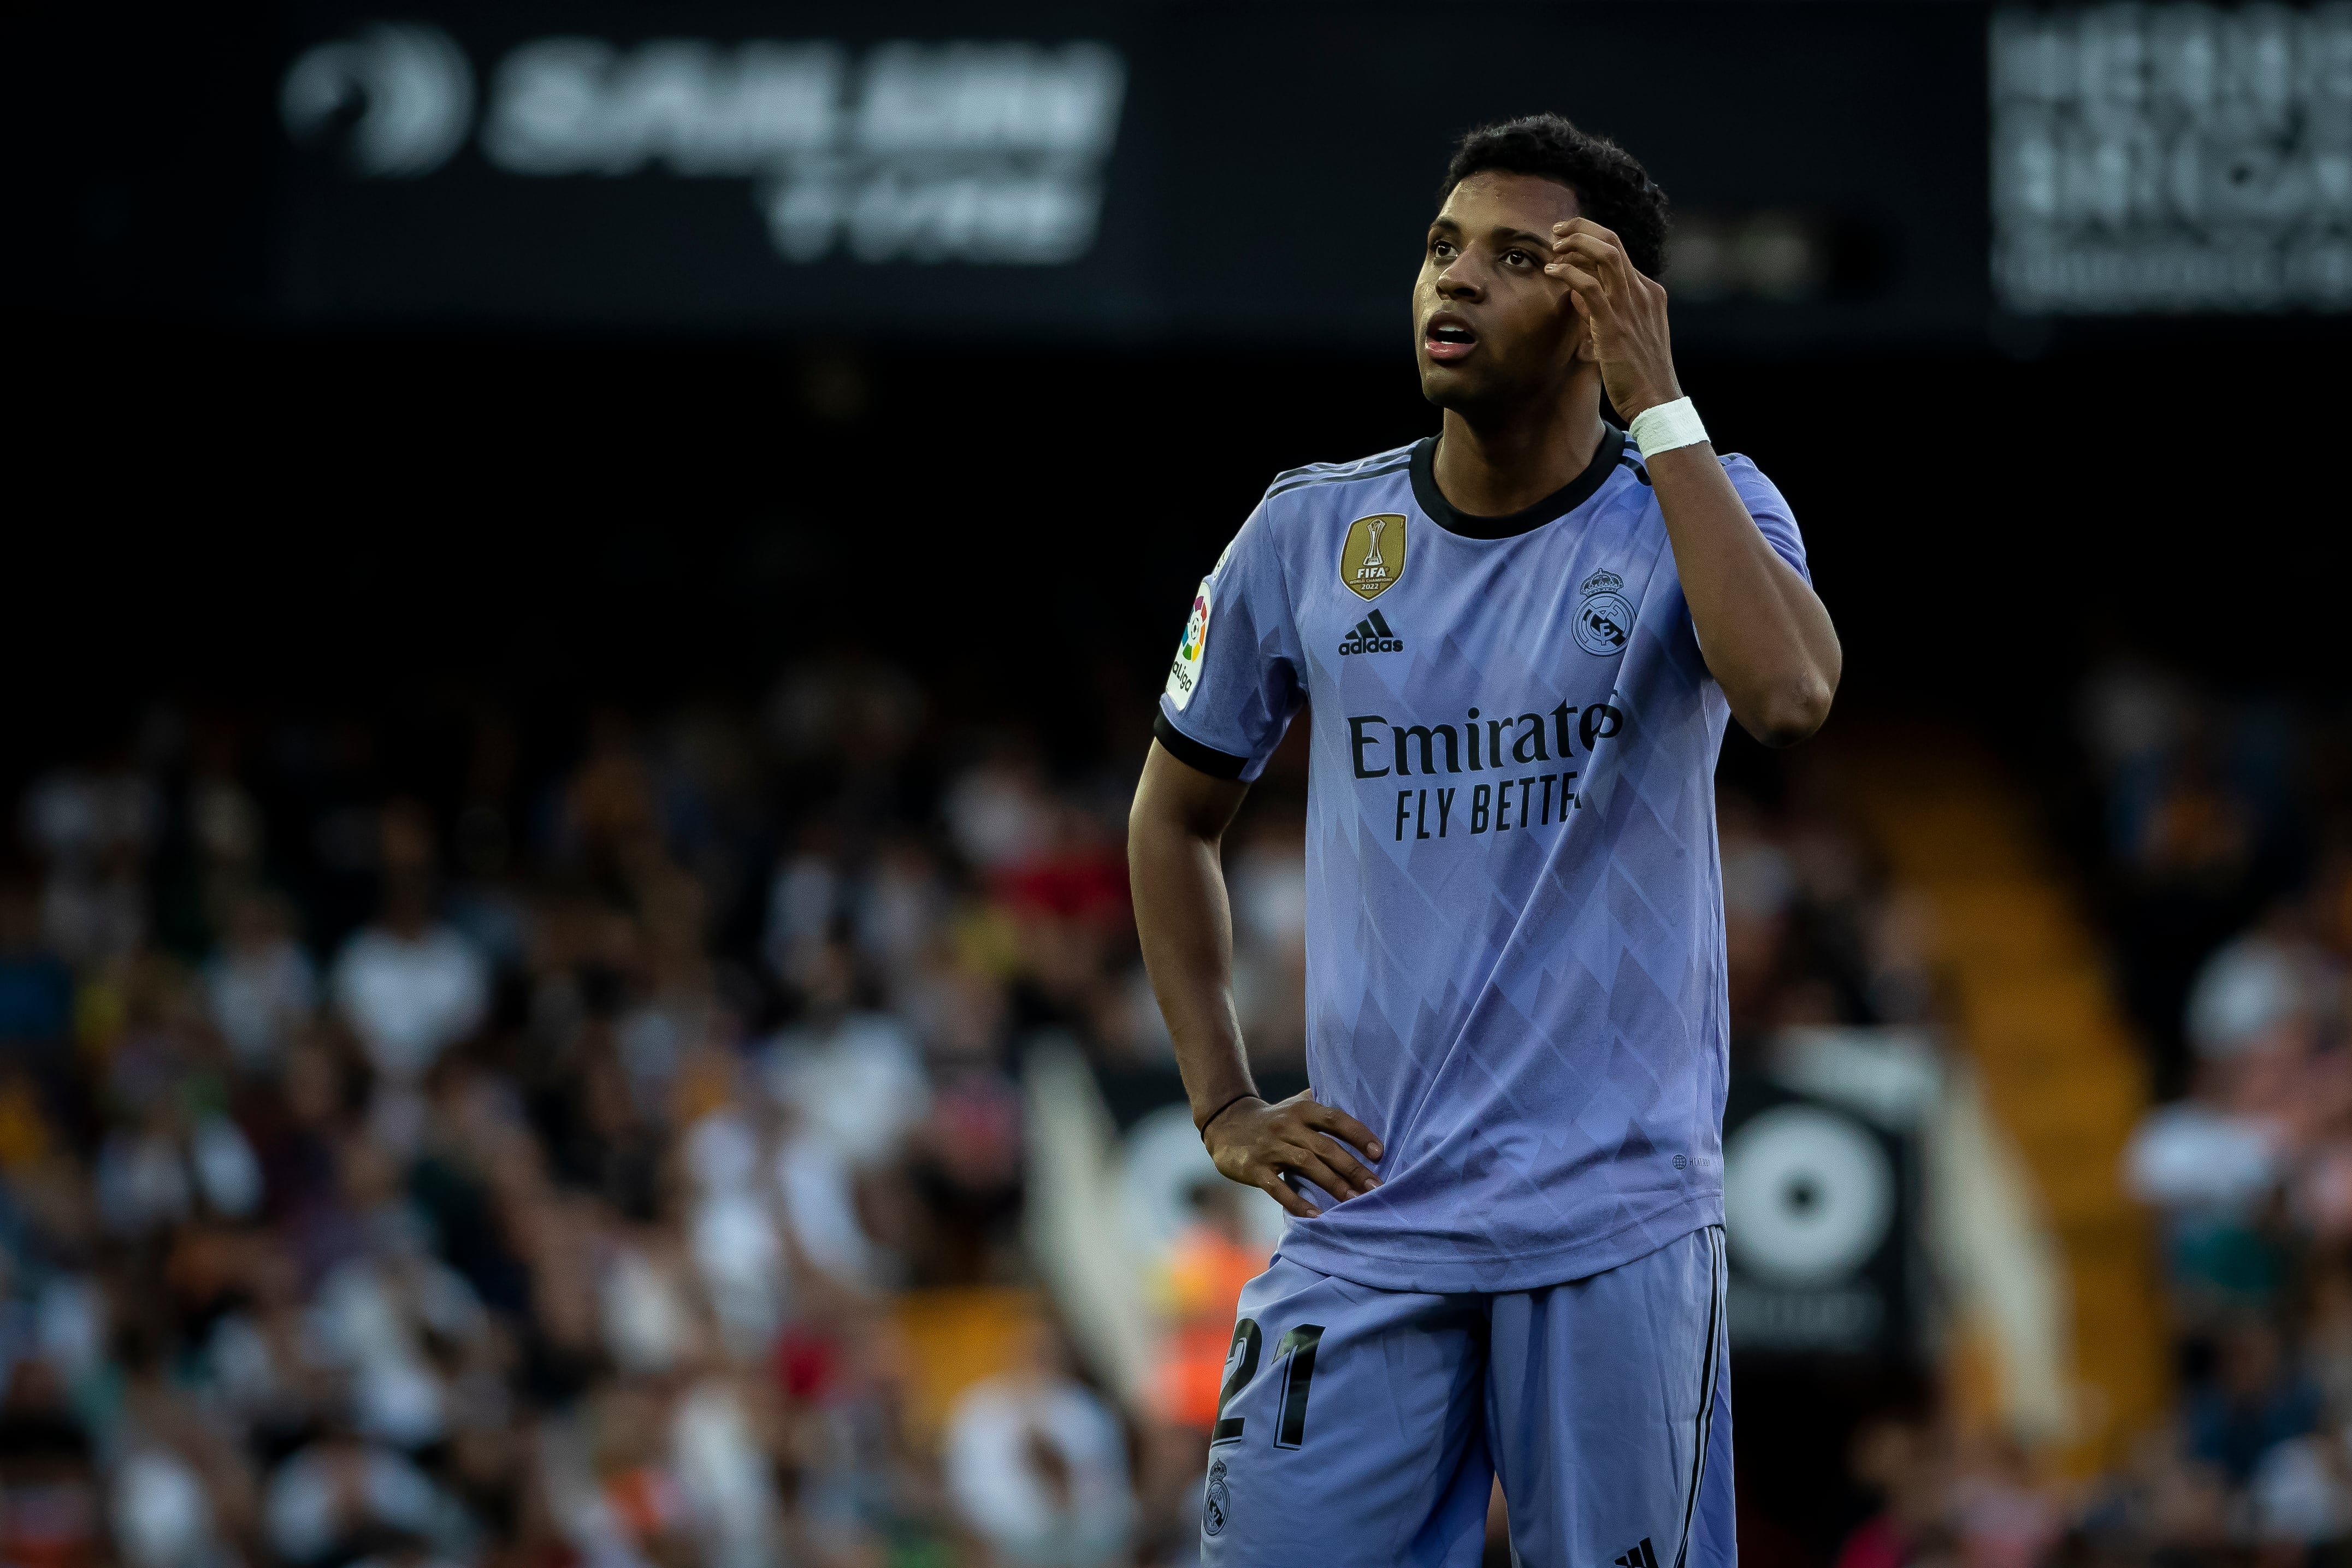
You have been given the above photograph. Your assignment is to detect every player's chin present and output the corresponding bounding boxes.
[1417,360,1484,408]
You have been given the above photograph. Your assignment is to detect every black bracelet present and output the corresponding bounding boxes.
[1197,1091,1261,1141]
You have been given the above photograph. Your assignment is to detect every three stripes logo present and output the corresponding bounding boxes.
[1338,609,1404,656]
[1614,1540,1660,1568]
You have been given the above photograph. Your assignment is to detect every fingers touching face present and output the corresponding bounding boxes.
[1544,220,1631,364]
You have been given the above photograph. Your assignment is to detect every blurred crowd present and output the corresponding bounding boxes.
[0,658,1291,1568]
[1830,662,2352,1568]
[0,644,1939,1568]
[34,648,2315,1568]
[1713,765,1939,1061]
[2101,661,2352,1558]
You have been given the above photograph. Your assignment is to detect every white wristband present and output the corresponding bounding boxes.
[1628,397,1708,459]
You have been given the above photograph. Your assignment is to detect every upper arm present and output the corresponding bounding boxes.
[1132,739,1251,844]
[1718,453,1810,585]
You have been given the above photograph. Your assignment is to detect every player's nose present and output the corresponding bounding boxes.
[1434,261,1481,301]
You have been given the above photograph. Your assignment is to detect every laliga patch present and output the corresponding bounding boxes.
[1341,513,1407,600]
[1166,580,1212,709]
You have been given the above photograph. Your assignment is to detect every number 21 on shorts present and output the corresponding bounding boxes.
[1210,1319,1326,1449]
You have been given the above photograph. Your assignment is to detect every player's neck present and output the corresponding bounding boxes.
[1431,397,1608,519]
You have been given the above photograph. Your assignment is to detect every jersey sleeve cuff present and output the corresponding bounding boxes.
[1153,711,1250,780]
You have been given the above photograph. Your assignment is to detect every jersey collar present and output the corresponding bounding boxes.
[1409,423,1627,541]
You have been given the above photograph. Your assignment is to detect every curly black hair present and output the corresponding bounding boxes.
[1439,114,1670,281]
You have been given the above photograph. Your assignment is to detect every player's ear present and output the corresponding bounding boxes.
[1572,319,1599,364]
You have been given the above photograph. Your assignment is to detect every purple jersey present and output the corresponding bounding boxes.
[1156,428,1809,1293]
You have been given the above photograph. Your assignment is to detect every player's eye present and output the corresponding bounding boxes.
[1503,248,1533,267]
[1428,239,1455,259]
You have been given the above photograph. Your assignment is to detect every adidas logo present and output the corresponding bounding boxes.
[1338,608,1404,656]
[1613,1539,1660,1568]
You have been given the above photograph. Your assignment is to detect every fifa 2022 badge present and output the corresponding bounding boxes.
[1341,513,1407,601]
[1203,1458,1231,1537]
[1574,567,1636,656]
[1167,581,1212,711]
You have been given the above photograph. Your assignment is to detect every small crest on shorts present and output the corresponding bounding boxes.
[1614,1539,1660,1568]
[1341,513,1407,600]
[1203,1458,1231,1537]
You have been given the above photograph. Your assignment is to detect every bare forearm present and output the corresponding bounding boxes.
[1132,821,1256,1121]
[1128,746,1257,1127]
[1544,217,1840,747]
[1129,742,1384,1214]
[1647,444,1840,746]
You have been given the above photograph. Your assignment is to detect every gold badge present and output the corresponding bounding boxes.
[1340,513,1407,600]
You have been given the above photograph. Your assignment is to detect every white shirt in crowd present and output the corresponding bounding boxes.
[331,925,489,1084]
[206,936,318,1075]
[944,1373,1134,1568]
[2125,1100,2283,1217]
[763,1012,930,1164]
[2186,931,2327,1058]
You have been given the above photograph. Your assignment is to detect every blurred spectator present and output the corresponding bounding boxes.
[1945,1437,2061,1568]
[2082,658,2308,1096]
[111,1446,223,1568]
[763,942,930,1167]
[23,767,157,966]
[1225,812,1307,1070]
[855,836,951,996]
[1708,773,1925,1063]
[94,1104,261,1236]
[1837,1419,2067,1568]
[0,883,74,1085]
[0,1413,102,1568]
[1148,1182,1267,1434]
[204,890,317,1078]
[1836,1417,1949,1568]
[2185,918,2332,1064]
[330,805,487,1099]
[945,745,1054,875]
[2184,1319,2323,1487]
[943,1319,1134,1568]
[263,1435,475,1565]
[763,828,844,995]
[2125,1056,2288,1309]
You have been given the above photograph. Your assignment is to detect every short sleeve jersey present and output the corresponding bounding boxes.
[1156,427,1809,1293]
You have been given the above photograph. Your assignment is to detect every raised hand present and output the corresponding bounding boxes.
[1201,1090,1384,1218]
[1546,217,1683,423]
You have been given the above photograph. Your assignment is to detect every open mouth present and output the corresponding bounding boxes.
[1423,314,1477,362]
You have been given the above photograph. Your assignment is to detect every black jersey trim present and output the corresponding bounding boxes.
[1266,455,1415,500]
[1154,711,1250,780]
[1409,424,1627,539]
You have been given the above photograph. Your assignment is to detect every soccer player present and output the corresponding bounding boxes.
[1128,114,1840,1567]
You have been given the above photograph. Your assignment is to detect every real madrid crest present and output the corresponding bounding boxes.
[1574,567,1635,655]
[1203,1458,1231,1536]
[1340,513,1407,601]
